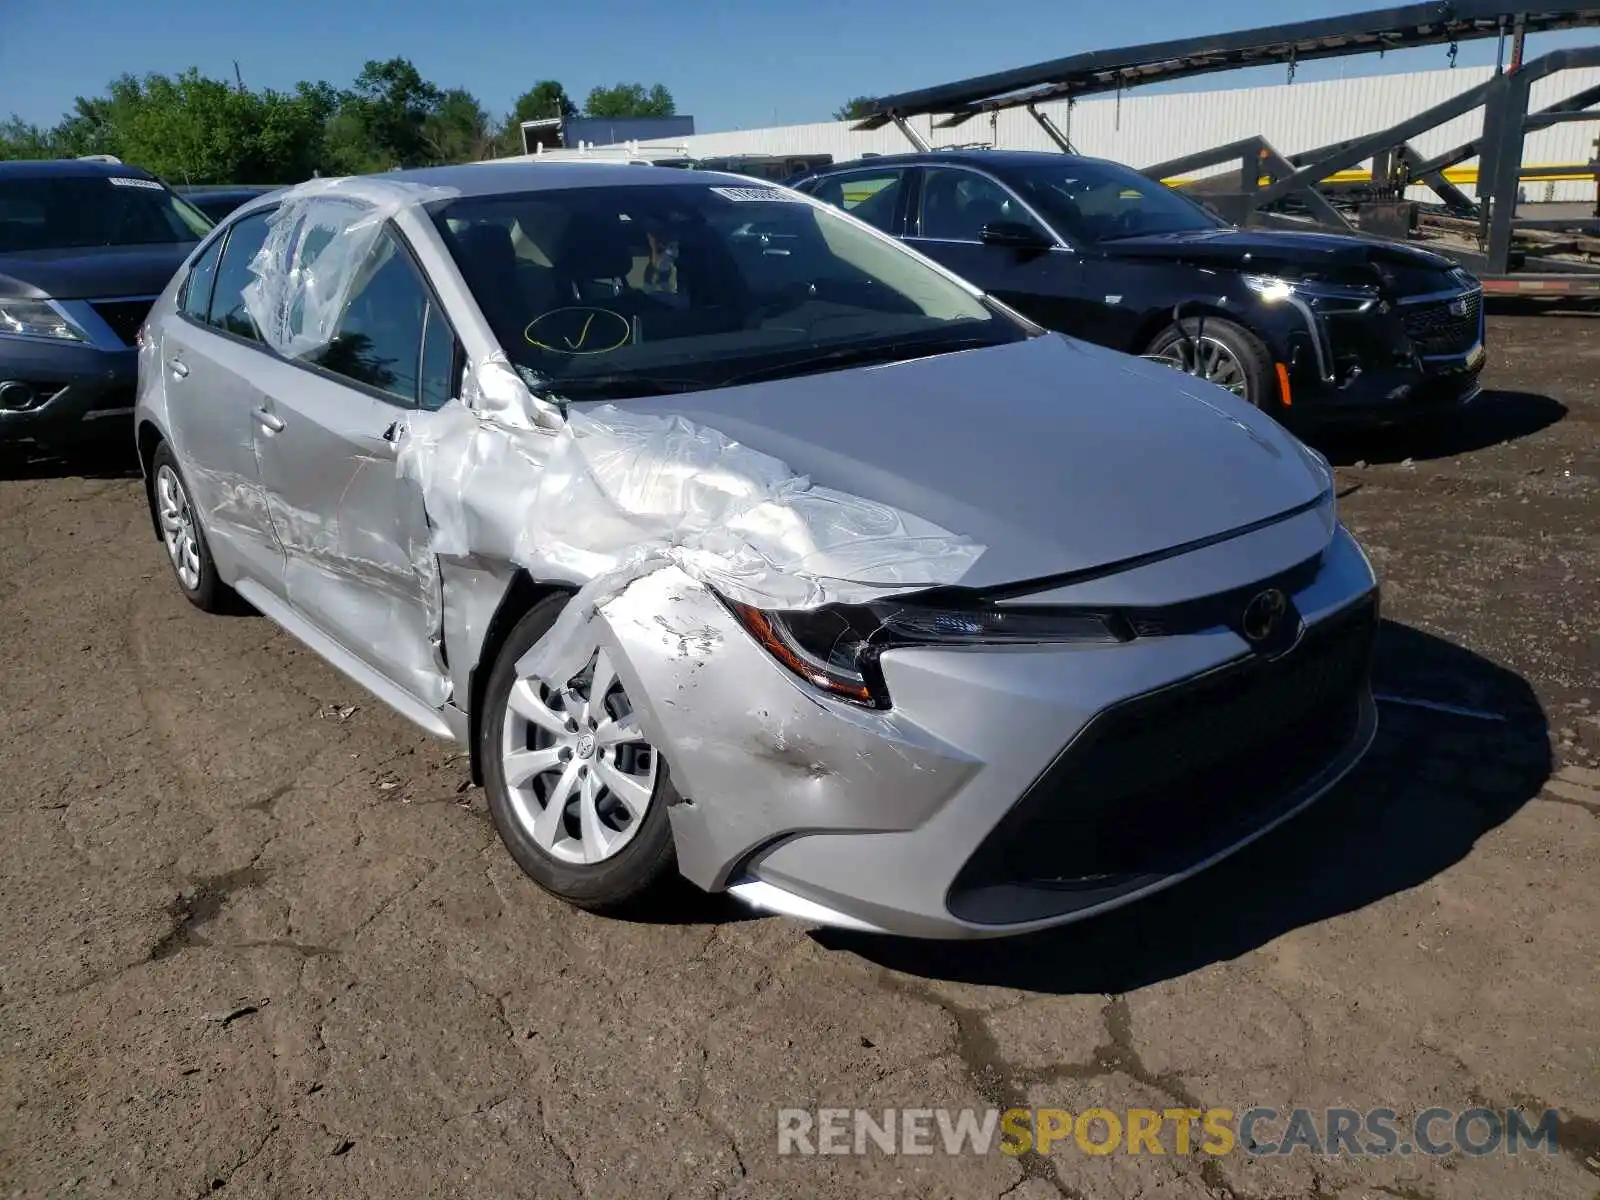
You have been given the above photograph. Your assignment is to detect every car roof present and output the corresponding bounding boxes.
[801,149,1111,173]
[0,158,160,181]
[226,162,793,222]
[364,160,773,200]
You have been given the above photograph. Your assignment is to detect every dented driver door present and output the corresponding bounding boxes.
[249,223,455,709]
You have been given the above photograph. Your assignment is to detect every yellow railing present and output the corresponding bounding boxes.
[1162,163,1595,188]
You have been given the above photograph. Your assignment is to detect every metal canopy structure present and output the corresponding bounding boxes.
[856,1,1600,129]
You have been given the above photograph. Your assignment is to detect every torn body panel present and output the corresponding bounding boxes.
[438,555,522,711]
[595,567,979,890]
[398,382,988,693]
[248,354,448,707]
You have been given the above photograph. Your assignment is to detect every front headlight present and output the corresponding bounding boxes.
[724,597,1126,707]
[0,298,87,342]
[1244,273,1378,311]
[1243,274,1296,302]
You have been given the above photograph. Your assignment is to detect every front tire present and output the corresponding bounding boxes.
[480,595,678,913]
[1146,316,1279,414]
[150,441,232,612]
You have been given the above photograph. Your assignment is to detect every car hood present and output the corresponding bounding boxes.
[616,333,1332,591]
[1098,226,1456,279]
[0,243,197,301]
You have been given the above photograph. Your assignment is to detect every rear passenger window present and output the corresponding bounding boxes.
[809,170,905,233]
[310,226,435,406]
[179,236,223,321]
[207,211,273,341]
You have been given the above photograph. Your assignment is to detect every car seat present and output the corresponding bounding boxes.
[550,214,636,302]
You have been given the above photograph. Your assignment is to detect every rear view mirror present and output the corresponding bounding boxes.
[980,220,1053,250]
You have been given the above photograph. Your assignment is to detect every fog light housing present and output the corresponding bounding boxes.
[0,381,41,410]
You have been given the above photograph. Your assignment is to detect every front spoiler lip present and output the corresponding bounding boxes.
[732,688,1378,940]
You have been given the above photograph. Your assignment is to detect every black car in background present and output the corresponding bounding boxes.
[790,150,1487,425]
[175,185,278,224]
[1,159,211,450]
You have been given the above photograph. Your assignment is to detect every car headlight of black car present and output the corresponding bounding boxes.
[724,597,1126,707]
[0,298,88,343]
[1242,273,1379,313]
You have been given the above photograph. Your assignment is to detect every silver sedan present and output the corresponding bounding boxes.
[133,162,1379,938]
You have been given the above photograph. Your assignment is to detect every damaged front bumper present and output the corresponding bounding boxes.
[597,521,1379,940]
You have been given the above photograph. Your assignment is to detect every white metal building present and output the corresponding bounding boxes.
[622,66,1600,202]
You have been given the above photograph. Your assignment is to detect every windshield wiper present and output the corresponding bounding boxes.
[719,335,1002,387]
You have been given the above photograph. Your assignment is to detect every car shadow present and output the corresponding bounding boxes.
[618,879,765,927]
[1310,388,1566,466]
[0,440,140,482]
[815,620,1551,994]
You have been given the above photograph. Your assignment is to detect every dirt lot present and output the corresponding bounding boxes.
[0,313,1596,1200]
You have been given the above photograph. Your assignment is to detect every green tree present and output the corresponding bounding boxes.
[511,80,577,123]
[342,57,445,169]
[50,95,124,159]
[0,117,57,160]
[833,96,876,121]
[582,82,675,119]
[102,70,263,184]
[4,58,498,183]
[246,83,340,181]
[424,88,496,164]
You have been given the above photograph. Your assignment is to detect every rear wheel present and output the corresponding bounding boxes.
[480,596,678,913]
[1146,316,1279,414]
[150,441,232,612]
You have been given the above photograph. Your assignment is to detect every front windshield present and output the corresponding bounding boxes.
[432,182,1028,399]
[0,174,212,253]
[1006,159,1227,243]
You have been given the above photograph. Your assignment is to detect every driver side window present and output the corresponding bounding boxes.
[312,226,458,408]
[917,168,1047,244]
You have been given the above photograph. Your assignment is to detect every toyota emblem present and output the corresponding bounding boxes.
[1241,588,1288,643]
[1448,298,1468,317]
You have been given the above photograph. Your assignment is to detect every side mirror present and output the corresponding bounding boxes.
[980,220,1054,250]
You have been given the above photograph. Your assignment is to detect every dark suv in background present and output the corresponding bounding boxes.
[175,185,278,224]
[790,150,1487,426]
[0,159,211,452]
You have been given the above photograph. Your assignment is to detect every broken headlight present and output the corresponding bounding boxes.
[723,598,1126,708]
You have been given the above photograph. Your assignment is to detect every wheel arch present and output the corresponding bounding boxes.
[136,419,167,541]
[466,570,576,786]
[1130,299,1249,356]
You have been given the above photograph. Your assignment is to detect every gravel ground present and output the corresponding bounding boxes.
[0,312,1595,1200]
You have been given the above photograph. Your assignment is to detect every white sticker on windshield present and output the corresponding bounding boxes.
[108,176,163,190]
[709,186,803,203]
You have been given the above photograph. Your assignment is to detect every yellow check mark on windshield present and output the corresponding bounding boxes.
[563,313,597,350]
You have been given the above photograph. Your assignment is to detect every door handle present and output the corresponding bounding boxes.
[253,406,285,433]
[168,358,189,379]
[382,420,404,443]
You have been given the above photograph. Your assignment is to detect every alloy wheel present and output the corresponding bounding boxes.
[500,647,658,865]
[1154,335,1250,399]
[155,464,202,591]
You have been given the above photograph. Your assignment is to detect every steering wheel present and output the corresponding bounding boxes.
[524,306,633,355]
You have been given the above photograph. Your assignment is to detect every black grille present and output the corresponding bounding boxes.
[1401,292,1481,357]
[948,594,1378,920]
[89,298,156,348]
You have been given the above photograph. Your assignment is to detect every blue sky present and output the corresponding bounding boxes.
[3,0,1593,133]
